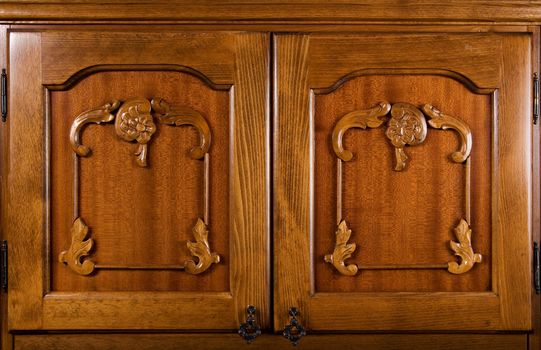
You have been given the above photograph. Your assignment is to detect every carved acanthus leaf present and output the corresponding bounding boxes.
[447,219,482,274]
[422,104,473,163]
[324,220,359,276]
[332,102,391,161]
[69,100,121,156]
[151,98,211,160]
[58,217,96,275]
[184,218,221,275]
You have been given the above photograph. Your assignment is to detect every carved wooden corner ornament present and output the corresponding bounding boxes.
[326,101,481,276]
[59,217,221,275]
[69,97,211,167]
[447,219,482,274]
[58,217,96,276]
[331,101,472,171]
[184,218,221,275]
[324,220,359,276]
[323,218,482,276]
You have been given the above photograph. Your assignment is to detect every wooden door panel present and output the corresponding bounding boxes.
[8,31,270,330]
[274,33,531,331]
[50,71,230,292]
[314,75,492,293]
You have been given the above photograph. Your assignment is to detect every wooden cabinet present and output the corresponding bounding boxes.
[0,2,540,350]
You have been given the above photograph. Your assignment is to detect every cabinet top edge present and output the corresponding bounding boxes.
[3,1,541,24]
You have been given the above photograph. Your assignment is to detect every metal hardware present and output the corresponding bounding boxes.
[1,241,7,292]
[534,73,539,125]
[1,69,6,122]
[238,305,261,344]
[282,307,306,346]
[535,242,540,294]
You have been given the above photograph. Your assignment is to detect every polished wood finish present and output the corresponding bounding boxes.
[1,3,539,348]
[58,218,95,275]
[51,71,228,293]
[12,333,528,350]
[275,32,532,331]
[327,101,480,275]
[315,75,491,294]
[59,217,220,275]
[8,30,270,330]
[2,1,541,23]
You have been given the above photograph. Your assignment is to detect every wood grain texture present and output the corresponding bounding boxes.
[50,71,229,293]
[315,76,491,293]
[231,32,270,329]
[528,24,541,350]
[275,31,533,331]
[42,292,235,329]
[306,33,501,90]
[274,34,312,330]
[7,30,270,331]
[494,33,532,330]
[0,23,11,350]
[7,32,44,330]
[2,1,541,23]
[12,333,527,350]
[41,31,237,86]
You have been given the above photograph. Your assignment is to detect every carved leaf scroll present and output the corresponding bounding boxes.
[151,98,211,160]
[447,219,482,274]
[332,102,391,162]
[184,218,221,275]
[58,218,96,276]
[422,104,473,163]
[59,217,221,275]
[324,220,359,276]
[69,97,211,166]
[332,101,472,170]
[69,100,121,157]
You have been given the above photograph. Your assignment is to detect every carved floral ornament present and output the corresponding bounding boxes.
[326,101,481,276]
[69,97,211,167]
[60,98,220,276]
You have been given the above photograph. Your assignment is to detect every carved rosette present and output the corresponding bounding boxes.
[385,103,427,171]
[326,101,481,276]
[69,97,210,166]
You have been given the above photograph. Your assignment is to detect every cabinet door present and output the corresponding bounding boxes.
[274,32,532,331]
[7,30,269,331]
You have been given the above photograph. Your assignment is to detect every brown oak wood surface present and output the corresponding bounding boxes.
[0,23,10,350]
[7,30,270,331]
[1,18,539,350]
[315,75,491,293]
[12,333,528,350]
[50,71,229,292]
[2,1,541,23]
[274,32,532,331]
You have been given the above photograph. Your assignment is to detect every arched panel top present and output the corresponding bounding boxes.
[41,31,240,86]
[312,68,496,96]
[45,64,232,91]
